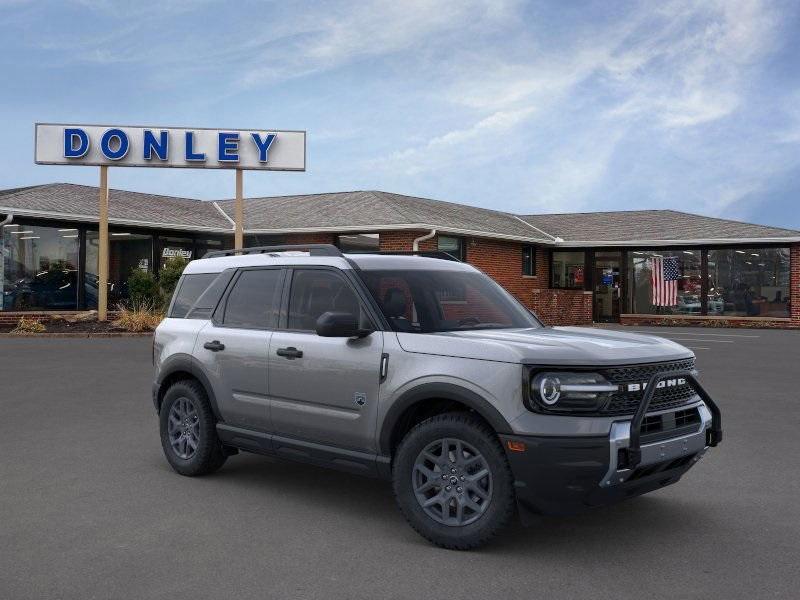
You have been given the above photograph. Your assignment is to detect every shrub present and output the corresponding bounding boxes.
[159,257,187,300]
[113,301,164,332]
[127,268,161,307]
[11,317,46,334]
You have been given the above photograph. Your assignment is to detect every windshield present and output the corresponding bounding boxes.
[359,269,542,333]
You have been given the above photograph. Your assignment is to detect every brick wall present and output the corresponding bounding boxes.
[531,289,593,326]
[619,314,799,329]
[378,230,437,252]
[284,232,337,245]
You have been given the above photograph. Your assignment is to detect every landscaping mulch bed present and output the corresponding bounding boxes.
[0,317,153,336]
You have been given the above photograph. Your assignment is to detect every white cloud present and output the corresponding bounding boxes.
[379,106,535,175]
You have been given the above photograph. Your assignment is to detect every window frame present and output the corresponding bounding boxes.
[522,245,537,277]
[621,243,791,318]
[549,249,587,290]
[212,266,286,330]
[437,235,466,262]
[277,265,381,333]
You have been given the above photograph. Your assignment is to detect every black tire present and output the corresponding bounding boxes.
[159,379,227,476]
[393,412,515,550]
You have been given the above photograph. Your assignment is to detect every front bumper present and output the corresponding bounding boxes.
[500,401,714,520]
[501,368,722,524]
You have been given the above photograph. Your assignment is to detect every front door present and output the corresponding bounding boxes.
[593,251,622,322]
[268,267,384,453]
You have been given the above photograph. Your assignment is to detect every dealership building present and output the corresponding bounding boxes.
[1,182,799,328]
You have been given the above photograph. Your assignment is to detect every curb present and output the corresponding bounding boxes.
[0,332,154,338]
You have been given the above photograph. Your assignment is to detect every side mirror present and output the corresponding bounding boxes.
[315,311,372,338]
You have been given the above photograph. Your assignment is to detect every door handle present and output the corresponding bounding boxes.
[203,340,225,352]
[276,346,303,359]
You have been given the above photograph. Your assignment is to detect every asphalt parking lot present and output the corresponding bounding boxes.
[1,327,799,600]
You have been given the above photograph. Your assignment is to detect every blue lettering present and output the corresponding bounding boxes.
[64,128,89,158]
[143,130,168,160]
[185,131,205,161]
[100,128,129,160]
[218,132,239,162]
[251,132,276,162]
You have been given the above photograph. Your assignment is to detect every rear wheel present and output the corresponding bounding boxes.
[393,413,515,550]
[159,380,226,476]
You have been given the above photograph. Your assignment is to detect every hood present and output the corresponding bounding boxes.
[395,326,693,366]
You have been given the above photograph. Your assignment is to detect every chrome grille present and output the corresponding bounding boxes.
[600,359,699,415]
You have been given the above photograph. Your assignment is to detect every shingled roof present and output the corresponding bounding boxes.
[215,190,551,242]
[1,183,798,244]
[0,183,230,232]
[519,210,800,244]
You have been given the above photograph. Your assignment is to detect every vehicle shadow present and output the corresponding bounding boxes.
[192,451,717,555]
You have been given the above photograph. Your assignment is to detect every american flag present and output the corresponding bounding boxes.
[650,256,679,306]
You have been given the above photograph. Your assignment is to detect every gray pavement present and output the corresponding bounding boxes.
[1,327,799,599]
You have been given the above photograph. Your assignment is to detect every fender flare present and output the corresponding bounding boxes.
[378,382,513,455]
[155,353,222,421]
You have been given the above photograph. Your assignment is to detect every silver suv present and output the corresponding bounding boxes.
[152,244,722,549]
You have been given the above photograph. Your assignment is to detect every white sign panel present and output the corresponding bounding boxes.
[34,123,306,171]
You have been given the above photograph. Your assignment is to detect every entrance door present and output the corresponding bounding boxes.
[593,251,622,322]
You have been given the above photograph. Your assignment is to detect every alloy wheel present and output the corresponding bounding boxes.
[167,397,201,460]
[412,437,493,526]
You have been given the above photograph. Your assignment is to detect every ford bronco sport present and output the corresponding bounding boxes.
[152,244,722,549]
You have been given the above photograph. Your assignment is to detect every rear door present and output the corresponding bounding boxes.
[268,267,384,452]
[194,267,284,432]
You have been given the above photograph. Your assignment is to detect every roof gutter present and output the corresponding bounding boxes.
[412,229,437,251]
[554,237,800,246]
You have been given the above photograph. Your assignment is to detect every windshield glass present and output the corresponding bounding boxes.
[359,269,542,333]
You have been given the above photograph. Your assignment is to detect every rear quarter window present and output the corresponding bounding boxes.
[169,273,219,318]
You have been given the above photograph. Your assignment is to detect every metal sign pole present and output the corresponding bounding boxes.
[98,166,109,321]
[235,168,244,250]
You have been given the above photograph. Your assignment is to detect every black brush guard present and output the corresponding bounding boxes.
[625,370,722,469]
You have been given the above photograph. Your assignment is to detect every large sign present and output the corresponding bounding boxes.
[34,123,306,171]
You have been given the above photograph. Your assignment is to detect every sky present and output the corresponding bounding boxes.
[1,0,799,229]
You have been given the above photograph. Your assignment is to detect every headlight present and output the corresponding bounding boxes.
[530,371,617,412]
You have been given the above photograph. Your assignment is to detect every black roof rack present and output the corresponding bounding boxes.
[364,250,462,262]
[203,244,344,259]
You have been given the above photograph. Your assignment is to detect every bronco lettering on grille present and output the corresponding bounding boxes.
[625,377,687,392]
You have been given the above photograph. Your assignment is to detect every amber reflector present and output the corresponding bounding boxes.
[506,440,527,452]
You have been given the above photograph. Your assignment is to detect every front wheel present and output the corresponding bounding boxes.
[159,380,227,476]
[392,413,515,550]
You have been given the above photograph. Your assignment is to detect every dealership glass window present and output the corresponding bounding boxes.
[195,237,232,259]
[85,230,153,308]
[551,251,585,289]
[706,248,790,318]
[245,234,286,248]
[337,233,379,253]
[1,223,80,311]
[438,236,465,261]
[628,249,702,315]
[522,245,536,276]
[159,236,194,270]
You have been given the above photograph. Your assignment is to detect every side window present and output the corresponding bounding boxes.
[222,269,282,329]
[286,269,368,331]
[522,245,536,276]
[170,273,217,318]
